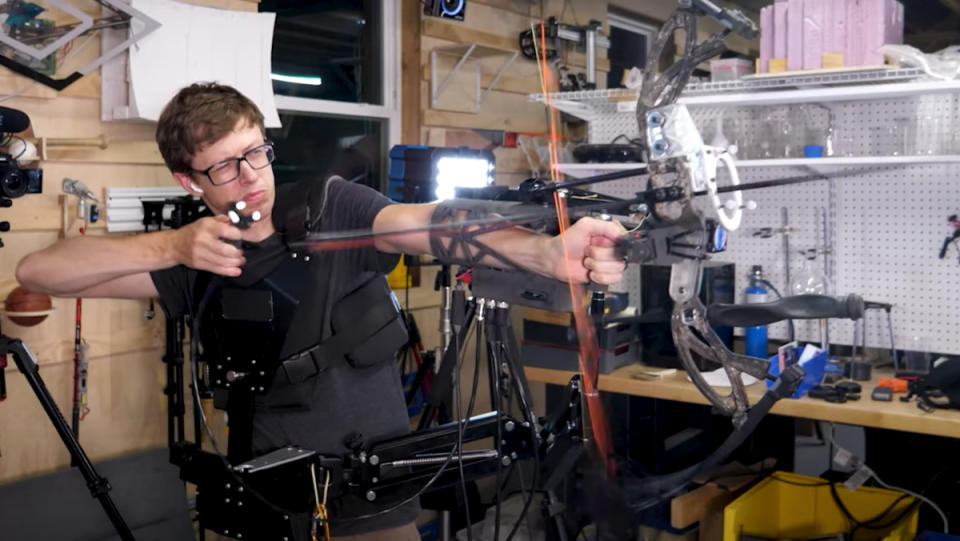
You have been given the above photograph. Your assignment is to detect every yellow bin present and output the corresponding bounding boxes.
[723,472,918,541]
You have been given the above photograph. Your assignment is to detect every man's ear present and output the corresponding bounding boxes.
[174,172,203,195]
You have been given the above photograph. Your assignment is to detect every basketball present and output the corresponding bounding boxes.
[3,286,52,327]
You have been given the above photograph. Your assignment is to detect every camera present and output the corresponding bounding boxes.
[0,151,42,198]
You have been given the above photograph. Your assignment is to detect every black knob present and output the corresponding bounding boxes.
[0,221,9,232]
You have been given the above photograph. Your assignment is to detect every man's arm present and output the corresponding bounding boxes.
[372,202,627,285]
[16,215,246,298]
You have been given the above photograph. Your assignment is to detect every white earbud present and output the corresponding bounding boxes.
[189,182,204,194]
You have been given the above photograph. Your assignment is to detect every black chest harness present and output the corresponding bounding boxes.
[194,180,408,462]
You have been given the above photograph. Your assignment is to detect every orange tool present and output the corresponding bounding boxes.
[877,378,909,393]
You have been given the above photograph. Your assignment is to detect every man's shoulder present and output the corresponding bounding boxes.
[275,177,388,232]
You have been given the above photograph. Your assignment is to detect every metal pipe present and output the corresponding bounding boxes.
[781,207,790,296]
[821,206,831,350]
[585,24,597,86]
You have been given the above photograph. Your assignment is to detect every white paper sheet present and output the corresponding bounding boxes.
[128,0,280,128]
[689,368,760,388]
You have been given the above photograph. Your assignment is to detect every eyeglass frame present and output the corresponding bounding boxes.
[188,141,276,186]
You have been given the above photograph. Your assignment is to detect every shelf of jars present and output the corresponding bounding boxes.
[556,155,960,179]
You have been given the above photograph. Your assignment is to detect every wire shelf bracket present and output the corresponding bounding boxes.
[430,43,518,112]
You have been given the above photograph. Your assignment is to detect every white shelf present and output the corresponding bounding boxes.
[530,72,960,120]
[557,156,960,178]
[736,155,960,167]
[683,66,927,95]
[679,80,960,107]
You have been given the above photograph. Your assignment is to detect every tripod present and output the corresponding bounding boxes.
[411,280,557,540]
[0,336,135,541]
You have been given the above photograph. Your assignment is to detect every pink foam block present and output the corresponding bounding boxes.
[802,0,825,70]
[823,0,846,57]
[774,0,789,59]
[862,0,884,65]
[787,0,805,71]
[845,0,864,67]
[862,0,904,65]
[760,5,774,73]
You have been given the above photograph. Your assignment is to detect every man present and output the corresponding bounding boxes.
[16,83,626,540]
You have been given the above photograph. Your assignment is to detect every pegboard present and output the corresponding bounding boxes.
[584,92,960,355]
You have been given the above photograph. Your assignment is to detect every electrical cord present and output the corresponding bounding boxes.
[492,329,503,541]
[348,322,480,522]
[10,136,27,160]
[609,134,645,147]
[824,424,949,534]
[188,274,485,528]
[504,338,540,541]
[188,277,300,519]
[453,329,473,541]
[456,312,489,541]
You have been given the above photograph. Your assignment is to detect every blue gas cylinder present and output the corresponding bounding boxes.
[744,265,769,359]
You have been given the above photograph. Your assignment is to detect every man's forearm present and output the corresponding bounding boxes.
[16,230,181,295]
[374,201,553,275]
[374,200,625,286]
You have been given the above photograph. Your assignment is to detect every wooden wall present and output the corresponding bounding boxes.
[406,0,611,188]
[0,0,260,486]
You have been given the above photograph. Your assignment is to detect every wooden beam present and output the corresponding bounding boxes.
[402,0,422,144]
[421,61,542,95]
[421,81,550,133]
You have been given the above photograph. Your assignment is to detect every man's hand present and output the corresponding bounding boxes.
[174,215,246,276]
[545,217,627,285]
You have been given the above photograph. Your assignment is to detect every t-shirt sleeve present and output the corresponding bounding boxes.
[149,265,195,319]
[321,177,400,273]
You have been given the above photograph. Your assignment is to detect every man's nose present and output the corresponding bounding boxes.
[237,159,258,183]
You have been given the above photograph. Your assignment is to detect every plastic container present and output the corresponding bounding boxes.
[766,345,828,398]
[804,144,824,157]
[710,58,754,82]
[723,472,919,541]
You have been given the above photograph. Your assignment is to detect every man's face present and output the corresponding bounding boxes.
[175,119,276,237]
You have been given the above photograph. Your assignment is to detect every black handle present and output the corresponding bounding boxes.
[707,294,864,327]
[940,232,959,259]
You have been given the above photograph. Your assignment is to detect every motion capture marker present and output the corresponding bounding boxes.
[227,200,260,230]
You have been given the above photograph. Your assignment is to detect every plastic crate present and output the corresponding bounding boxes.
[723,472,918,541]
[710,58,754,82]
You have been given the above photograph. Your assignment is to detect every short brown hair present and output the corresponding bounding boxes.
[156,82,265,173]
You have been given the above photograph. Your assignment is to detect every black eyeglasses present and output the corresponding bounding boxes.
[191,142,276,186]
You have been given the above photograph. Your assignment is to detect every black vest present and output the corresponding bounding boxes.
[195,179,408,461]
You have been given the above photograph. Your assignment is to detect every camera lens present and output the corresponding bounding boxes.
[1,168,27,198]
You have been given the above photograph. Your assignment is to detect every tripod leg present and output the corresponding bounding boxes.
[492,304,536,423]
[1,338,136,541]
[418,302,476,431]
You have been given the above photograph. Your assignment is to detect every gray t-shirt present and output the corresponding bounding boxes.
[150,177,418,536]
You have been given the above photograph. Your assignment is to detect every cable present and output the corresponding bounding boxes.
[345,312,481,524]
[871,473,948,533]
[188,278,300,519]
[609,134,645,147]
[504,340,540,541]
[188,273,472,529]
[10,136,27,160]
[768,473,831,487]
[491,325,503,541]
[453,329,473,541]
[824,424,949,534]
